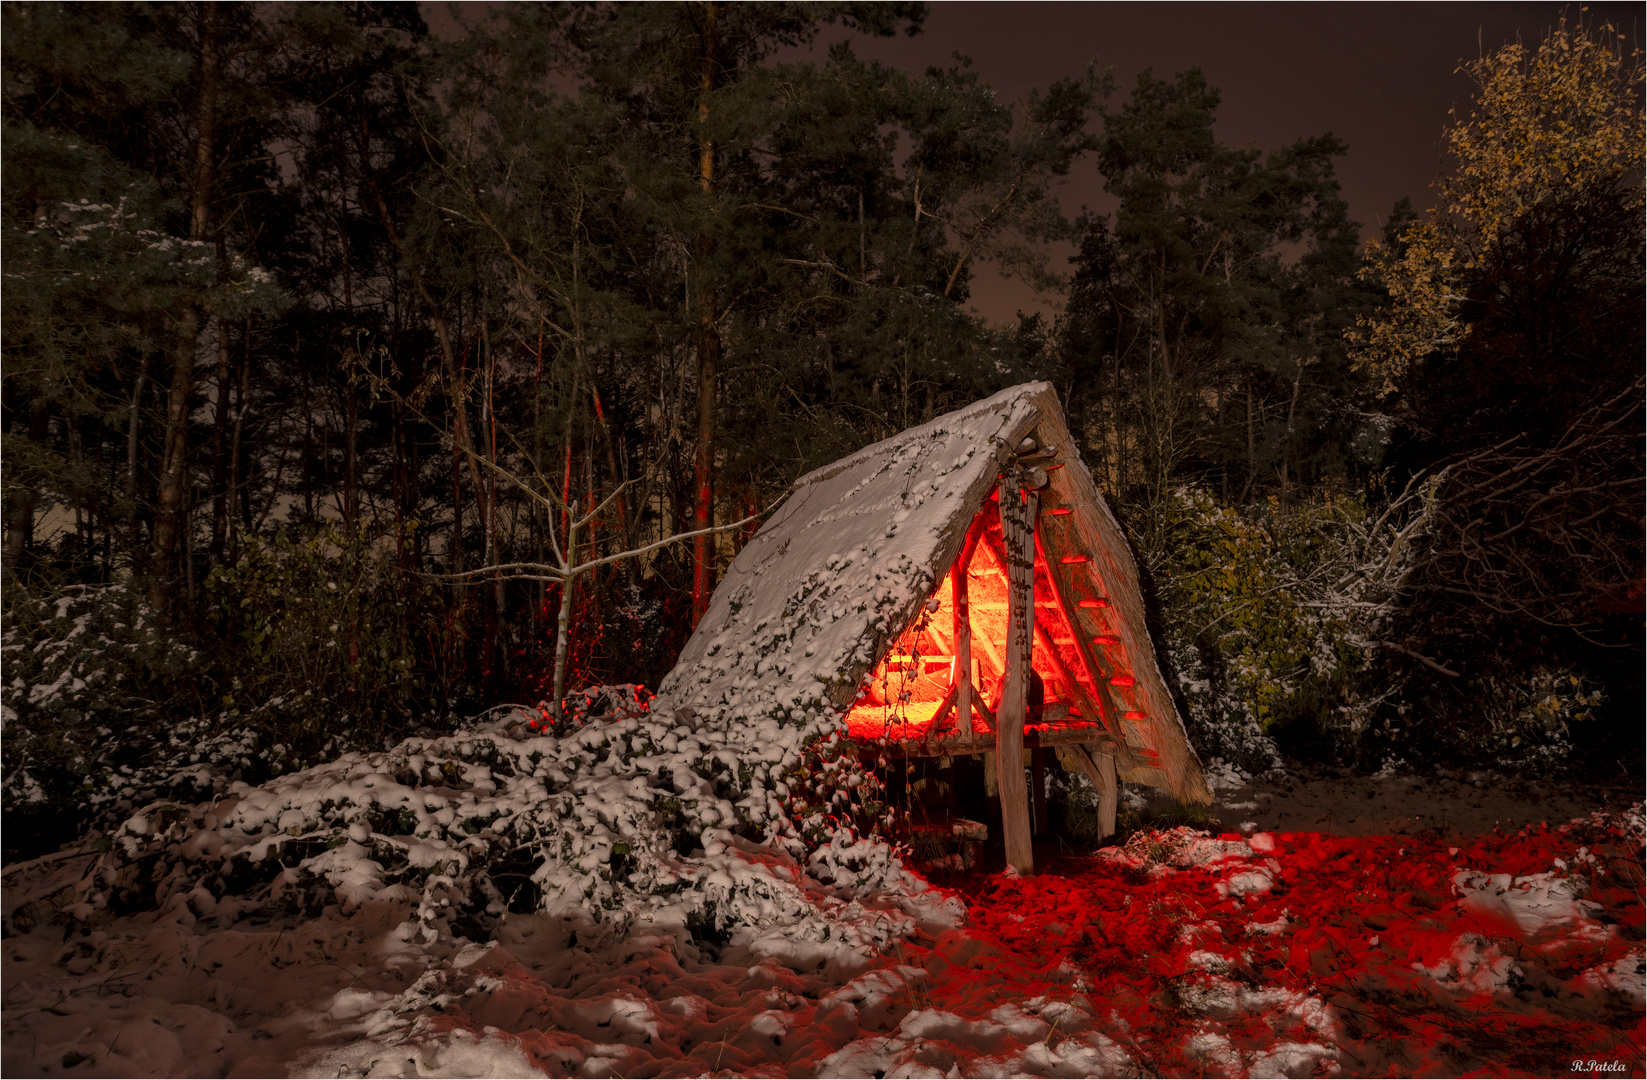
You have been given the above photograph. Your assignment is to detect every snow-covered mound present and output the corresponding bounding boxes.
[48,691,956,958]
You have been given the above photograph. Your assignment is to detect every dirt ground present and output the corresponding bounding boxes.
[1183,765,1646,838]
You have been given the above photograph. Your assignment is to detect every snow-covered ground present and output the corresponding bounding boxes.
[3,720,1642,1078]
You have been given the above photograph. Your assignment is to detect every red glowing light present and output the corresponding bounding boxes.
[842,507,1114,742]
[1123,710,1146,720]
[1078,598,1110,609]
[1092,634,1121,645]
[1109,674,1136,687]
[1046,507,1073,516]
[1060,555,1090,564]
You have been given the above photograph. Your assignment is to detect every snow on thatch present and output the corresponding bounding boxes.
[655,385,1037,747]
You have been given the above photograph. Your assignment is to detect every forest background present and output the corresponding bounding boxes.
[3,1,1641,863]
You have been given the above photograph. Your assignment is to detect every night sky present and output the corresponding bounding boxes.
[431,2,1643,323]
[822,2,1644,323]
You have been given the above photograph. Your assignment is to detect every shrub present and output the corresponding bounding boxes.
[201,523,444,749]
[1,582,208,859]
[1,524,456,861]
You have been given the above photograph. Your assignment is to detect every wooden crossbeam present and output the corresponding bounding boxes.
[862,727,1160,761]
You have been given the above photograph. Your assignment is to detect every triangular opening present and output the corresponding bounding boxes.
[842,495,1137,743]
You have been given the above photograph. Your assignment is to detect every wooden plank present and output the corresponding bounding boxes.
[996,479,1037,876]
[922,680,959,739]
[1029,618,1137,770]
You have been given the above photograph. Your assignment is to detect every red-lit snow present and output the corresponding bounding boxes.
[4,789,1641,1078]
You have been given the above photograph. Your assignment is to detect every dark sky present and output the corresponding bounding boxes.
[428,2,1642,324]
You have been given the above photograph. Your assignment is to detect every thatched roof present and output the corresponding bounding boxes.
[654,382,1211,805]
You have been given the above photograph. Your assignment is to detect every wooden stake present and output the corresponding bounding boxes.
[1056,743,1119,840]
[996,478,1038,876]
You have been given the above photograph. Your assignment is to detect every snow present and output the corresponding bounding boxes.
[1451,867,1603,940]
[5,723,1642,1079]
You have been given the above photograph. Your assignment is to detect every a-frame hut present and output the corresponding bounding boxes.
[653,382,1212,872]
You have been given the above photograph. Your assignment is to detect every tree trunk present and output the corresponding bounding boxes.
[690,0,719,626]
[125,367,147,550]
[151,1,219,609]
[229,321,251,556]
[210,321,232,561]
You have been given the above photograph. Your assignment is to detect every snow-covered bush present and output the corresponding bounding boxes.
[1154,484,1435,768]
[68,700,954,958]
[202,523,443,740]
[1,583,211,851]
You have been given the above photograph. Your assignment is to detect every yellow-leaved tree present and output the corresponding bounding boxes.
[1340,14,1643,767]
[1352,16,1644,393]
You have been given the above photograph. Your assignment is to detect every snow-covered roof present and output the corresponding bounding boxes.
[654,382,1210,804]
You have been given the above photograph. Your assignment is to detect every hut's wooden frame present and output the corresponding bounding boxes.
[843,385,1210,803]
[654,383,1212,873]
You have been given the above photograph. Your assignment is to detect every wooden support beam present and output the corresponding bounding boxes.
[923,679,959,738]
[1033,621,1101,724]
[996,480,1037,876]
[875,727,1156,760]
[968,677,997,732]
[1055,743,1118,839]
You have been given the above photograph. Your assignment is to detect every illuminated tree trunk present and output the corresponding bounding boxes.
[996,481,1038,875]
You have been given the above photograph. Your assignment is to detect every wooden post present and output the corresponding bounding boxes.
[1096,745,1118,838]
[954,516,985,736]
[1056,743,1119,841]
[997,479,1038,875]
